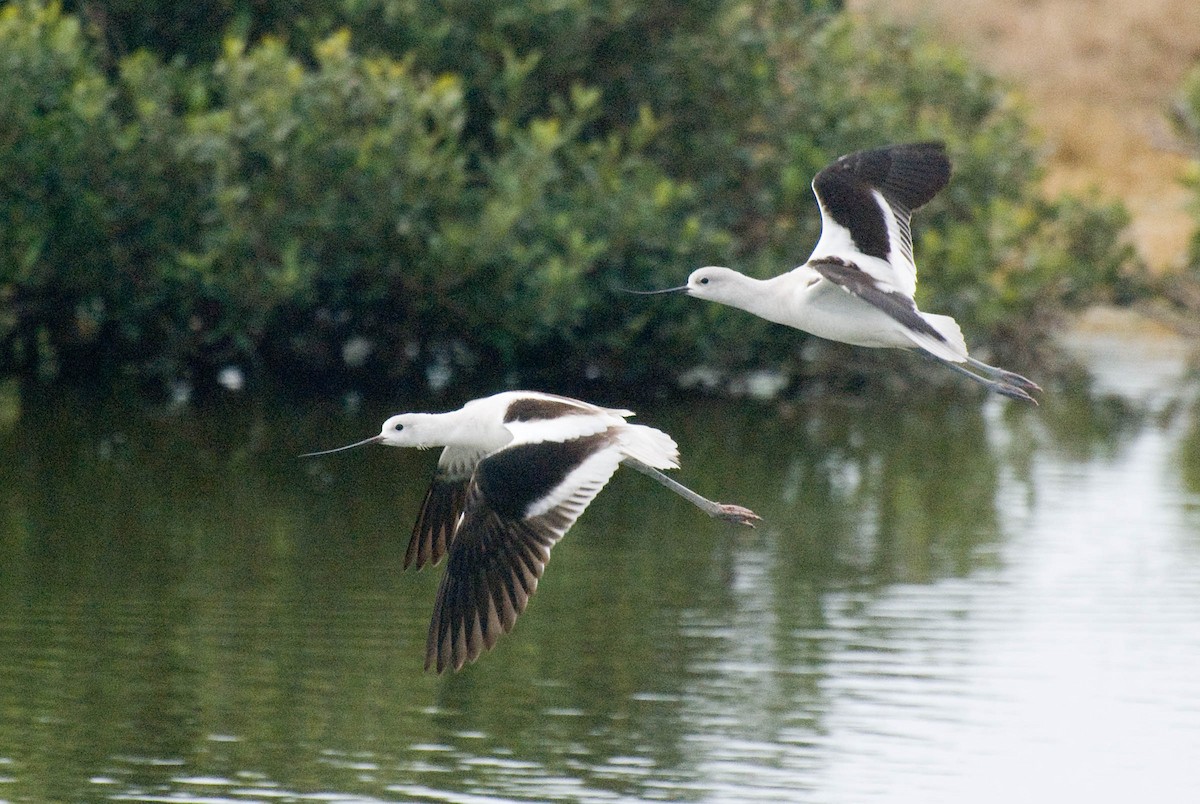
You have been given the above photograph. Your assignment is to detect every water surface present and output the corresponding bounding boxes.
[1,330,1199,803]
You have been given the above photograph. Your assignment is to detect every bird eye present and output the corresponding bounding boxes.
[699,277,710,285]
[394,423,404,431]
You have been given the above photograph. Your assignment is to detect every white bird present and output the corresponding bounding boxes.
[632,142,1041,403]
[301,390,760,673]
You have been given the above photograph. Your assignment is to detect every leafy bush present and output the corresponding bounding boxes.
[1,0,1140,400]
[0,1,118,378]
[2,4,479,391]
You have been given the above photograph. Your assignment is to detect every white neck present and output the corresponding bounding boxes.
[432,406,519,451]
[393,410,471,449]
[431,410,490,446]
[708,271,789,323]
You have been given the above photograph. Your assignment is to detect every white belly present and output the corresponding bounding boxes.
[769,283,917,349]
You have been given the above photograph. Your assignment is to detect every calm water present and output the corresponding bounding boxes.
[2,330,1199,803]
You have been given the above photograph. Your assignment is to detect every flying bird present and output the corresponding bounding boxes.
[302,391,760,673]
[631,142,1040,403]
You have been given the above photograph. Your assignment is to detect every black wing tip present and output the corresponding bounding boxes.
[844,140,947,164]
[422,599,519,674]
[424,646,470,674]
[817,140,952,212]
[888,140,952,187]
[893,140,947,154]
[405,476,469,570]
[420,512,552,674]
[819,140,946,172]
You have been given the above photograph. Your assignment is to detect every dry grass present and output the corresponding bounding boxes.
[851,0,1200,270]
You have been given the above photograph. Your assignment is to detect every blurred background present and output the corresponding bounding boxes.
[1,1,1199,802]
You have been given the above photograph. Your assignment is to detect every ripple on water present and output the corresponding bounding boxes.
[3,331,1200,804]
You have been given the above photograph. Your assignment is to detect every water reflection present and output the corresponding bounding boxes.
[1,330,1199,802]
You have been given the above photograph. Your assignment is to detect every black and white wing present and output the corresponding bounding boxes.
[407,389,622,571]
[809,141,950,298]
[424,432,623,673]
[405,446,488,570]
[499,391,631,444]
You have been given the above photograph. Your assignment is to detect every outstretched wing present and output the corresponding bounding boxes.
[809,142,950,298]
[405,446,487,570]
[424,433,622,673]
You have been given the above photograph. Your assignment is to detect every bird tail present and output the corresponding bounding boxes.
[909,312,969,363]
[617,424,680,470]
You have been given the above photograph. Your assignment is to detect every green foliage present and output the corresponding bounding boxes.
[62,0,332,65]
[161,33,472,379]
[2,4,479,388]
[1,0,1138,399]
[0,1,117,376]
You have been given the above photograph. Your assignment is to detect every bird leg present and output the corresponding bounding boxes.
[621,458,761,527]
[964,356,1042,393]
[929,354,1039,405]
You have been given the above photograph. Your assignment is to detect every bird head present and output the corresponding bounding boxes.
[299,413,434,457]
[376,413,435,448]
[622,266,740,300]
[682,266,740,300]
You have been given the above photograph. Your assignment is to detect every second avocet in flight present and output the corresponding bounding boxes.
[634,142,1040,403]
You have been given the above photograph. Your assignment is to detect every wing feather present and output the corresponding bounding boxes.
[809,256,945,341]
[810,142,949,298]
[404,446,487,569]
[424,436,623,673]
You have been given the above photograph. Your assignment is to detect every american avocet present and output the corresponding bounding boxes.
[632,142,1041,403]
[302,390,759,673]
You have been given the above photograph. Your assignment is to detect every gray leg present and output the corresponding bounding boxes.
[621,458,760,527]
[964,356,1042,392]
[935,355,1039,404]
